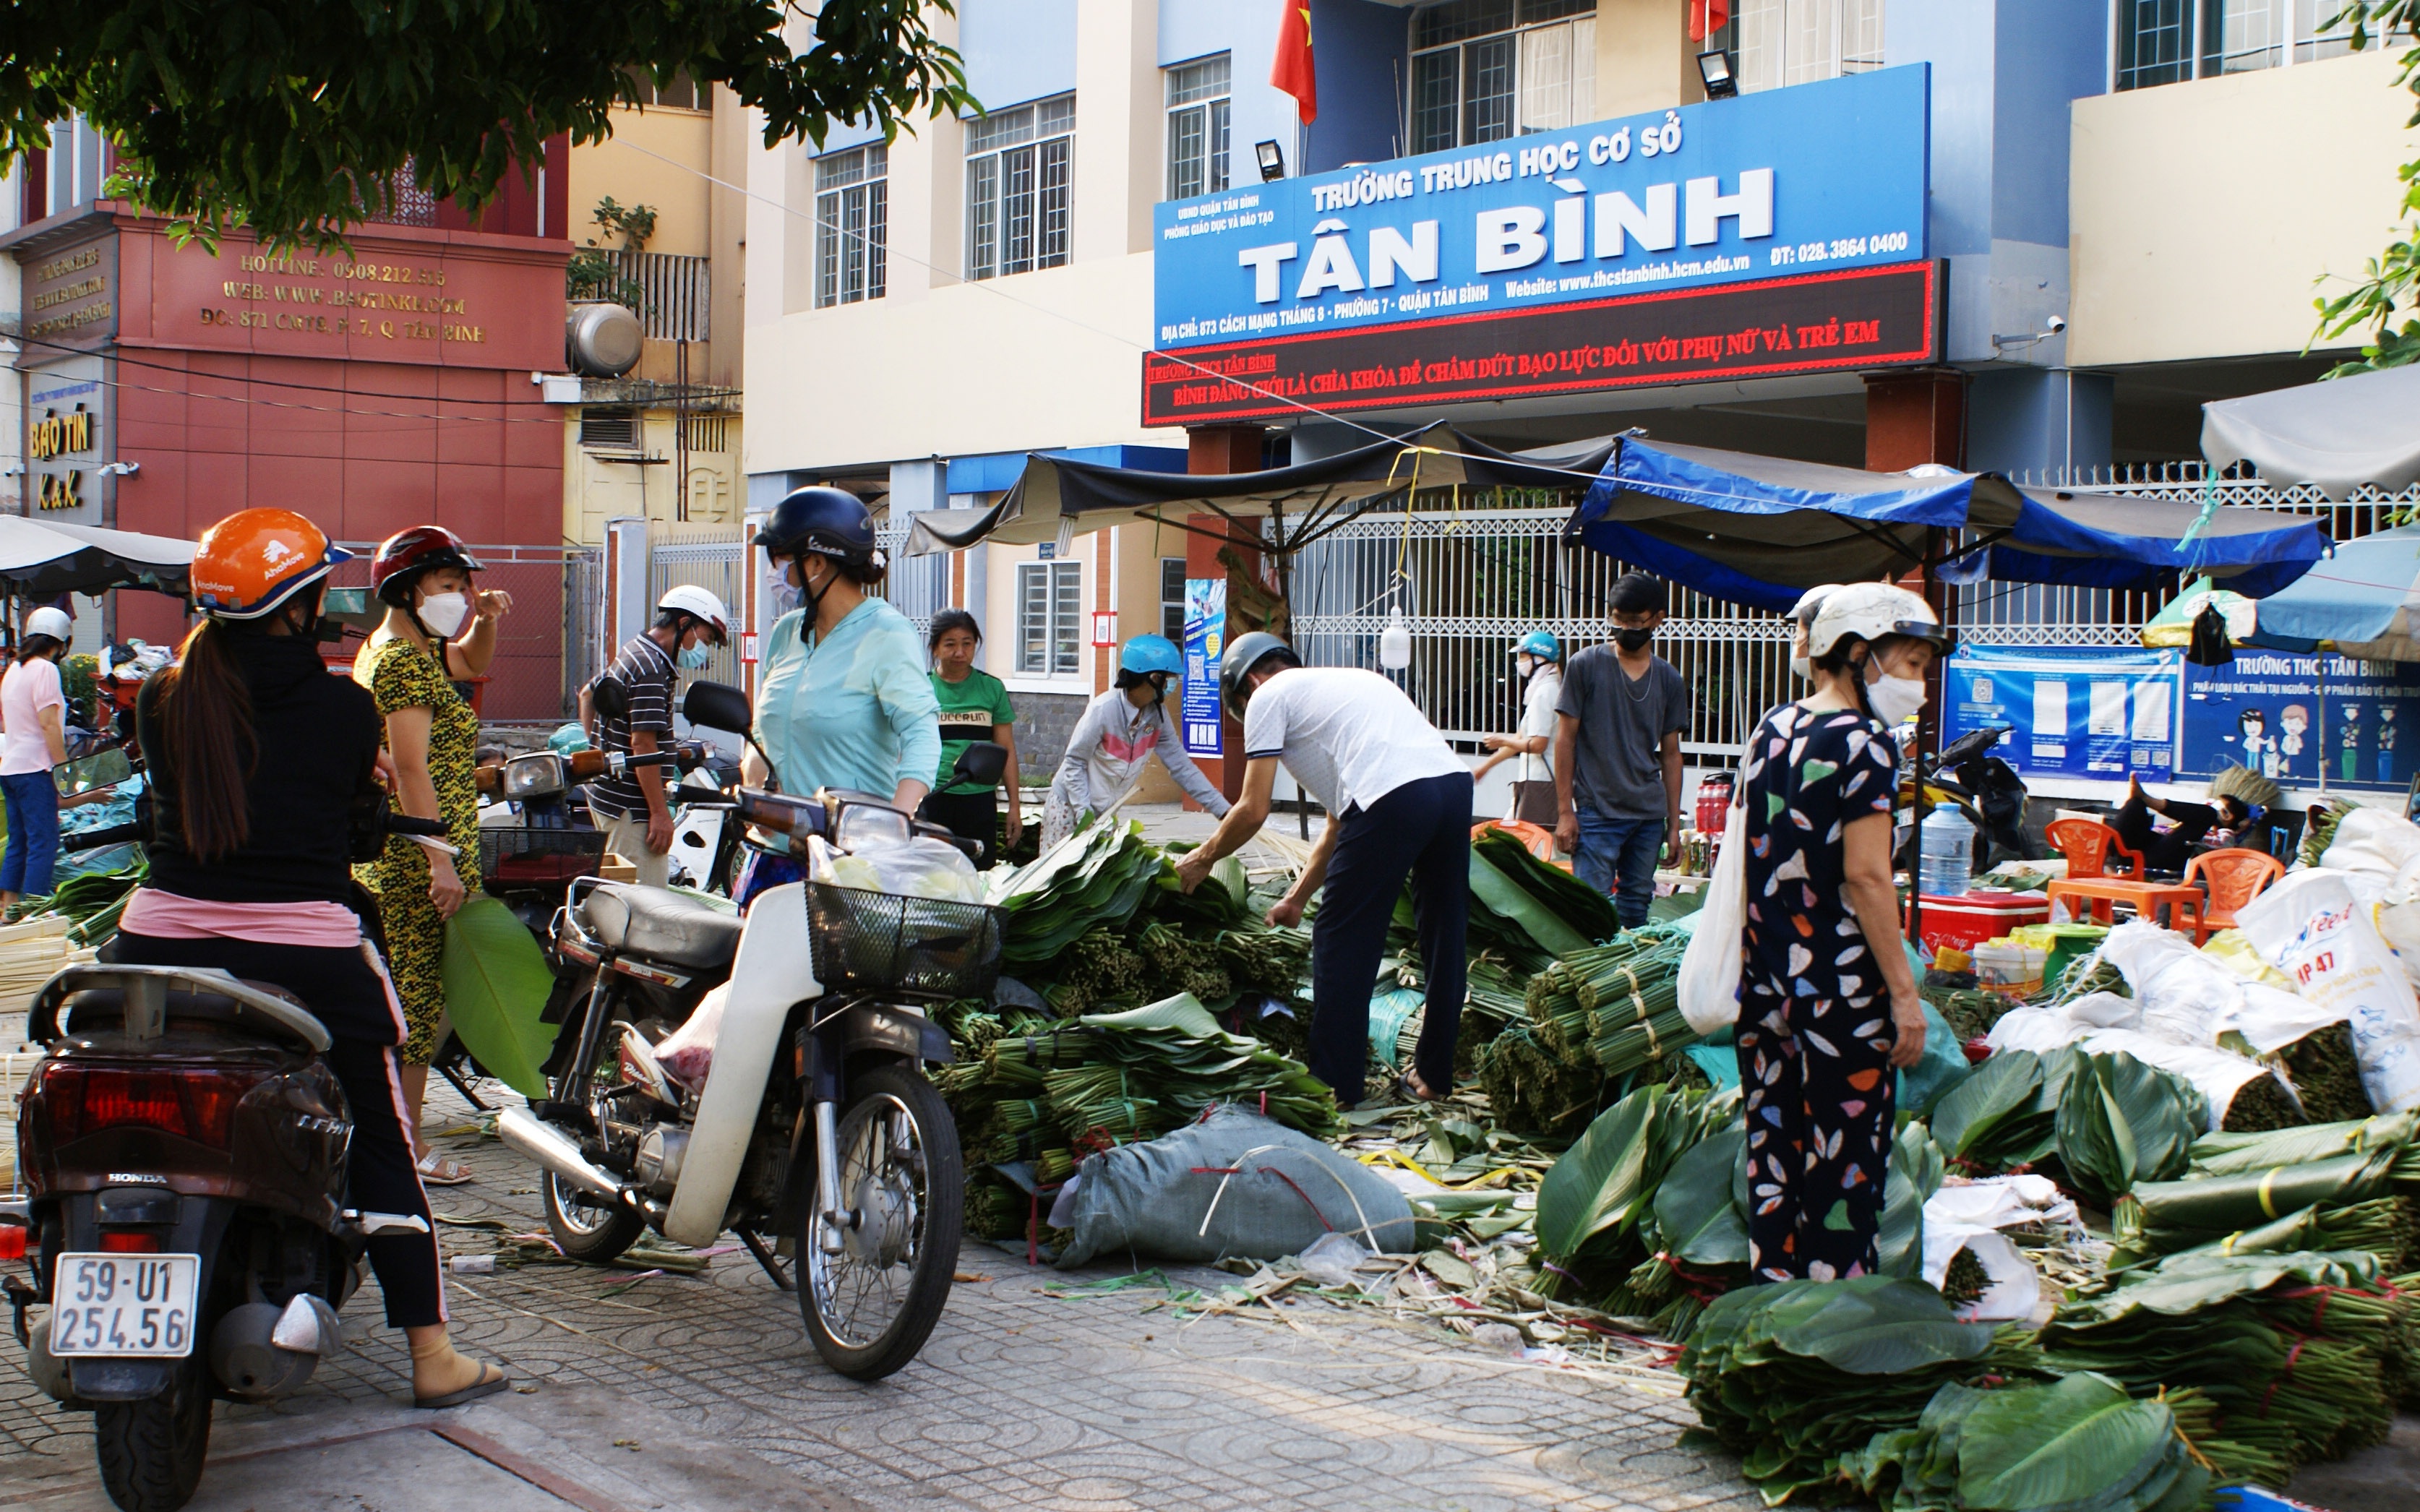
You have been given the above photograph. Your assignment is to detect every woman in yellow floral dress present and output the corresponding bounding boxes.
[357,525,512,1186]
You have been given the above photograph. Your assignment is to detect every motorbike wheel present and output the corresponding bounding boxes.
[95,1357,211,1512]
[541,993,645,1265]
[798,1063,963,1381]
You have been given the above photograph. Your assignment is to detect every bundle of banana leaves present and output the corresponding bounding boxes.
[1680,1276,2043,1505]
[2040,1248,2411,1473]
[1214,924,1310,997]
[1132,920,1229,1005]
[2163,1386,2296,1491]
[2108,1111,2420,1264]
[1580,940,1691,1078]
[1471,828,1621,942]
[1526,931,1686,1060]
[2276,1020,2374,1125]
[1042,927,1151,1015]
[1926,1047,2080,1172]
[2053,1050,2208,1209]
[1842,1374,2207,1512]
[987,820,1169,963]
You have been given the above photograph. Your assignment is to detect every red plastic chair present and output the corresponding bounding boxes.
[2043,817,2145,880]
[2181,847,2286,943]
[1473,818,1566,867]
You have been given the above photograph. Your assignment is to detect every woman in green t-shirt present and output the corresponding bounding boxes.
[923,609,1021,867]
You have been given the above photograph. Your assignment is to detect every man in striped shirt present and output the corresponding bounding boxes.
[583,586,729,886]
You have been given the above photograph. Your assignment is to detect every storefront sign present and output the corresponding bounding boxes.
[1147,64,1929,416]
[23,354,108,525]
[21,236,117,348]
[1143,260,1939,425]
[2179,652,2420,792]
[1941,645,2181,783]
[1182,577,1227,757]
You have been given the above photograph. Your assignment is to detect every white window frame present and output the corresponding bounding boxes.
[1711,0,1885,97]
[2109,0,2359,92]
[966,95,1076,282]
[1407,0,1597,155]
[815,144,888,309]
[1159,557,1187,644]
[1015,559,1086,676]
[1165,55,1232,202]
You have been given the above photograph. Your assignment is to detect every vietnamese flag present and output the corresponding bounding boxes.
[1272,1,1317,124]
[1689,0,1730,40]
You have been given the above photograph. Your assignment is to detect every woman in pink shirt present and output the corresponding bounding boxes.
[0,605,72,906]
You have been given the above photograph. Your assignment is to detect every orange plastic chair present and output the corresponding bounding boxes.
[1474,818,1563,867]
[2043,817,2145,880]
[2180,847,2286,944]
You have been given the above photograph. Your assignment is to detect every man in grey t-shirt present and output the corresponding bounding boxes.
[1554,572,1688,927]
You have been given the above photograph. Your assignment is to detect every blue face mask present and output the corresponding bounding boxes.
[678,642,713,670]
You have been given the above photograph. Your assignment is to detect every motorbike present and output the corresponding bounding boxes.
[494,679,1005,1381]
[1898,724,2035,873]
[1,799,458,1512]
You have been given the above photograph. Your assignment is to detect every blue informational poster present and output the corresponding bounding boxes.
[1182,578,1226,757]
[2178,651,2420,791]
[1941,645,2181,781]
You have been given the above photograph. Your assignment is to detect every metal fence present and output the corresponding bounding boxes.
[609,252,710,342]
[874,514,951,640]
[648,523,749,687]
[331,542,604,726]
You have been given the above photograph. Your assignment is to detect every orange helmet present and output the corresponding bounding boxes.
[189,508,350,619]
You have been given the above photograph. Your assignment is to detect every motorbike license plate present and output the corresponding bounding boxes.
[48,1254,201,1357]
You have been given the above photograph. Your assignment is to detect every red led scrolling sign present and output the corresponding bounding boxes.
[1141,260,1942,427]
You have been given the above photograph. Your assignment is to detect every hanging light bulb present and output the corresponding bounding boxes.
[1380,607,1412,671]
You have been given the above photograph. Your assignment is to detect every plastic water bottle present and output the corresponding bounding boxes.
[1918,806,1975,898]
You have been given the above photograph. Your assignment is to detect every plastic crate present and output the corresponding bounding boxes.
[480,826,609,888]
[804,881,1003,1000]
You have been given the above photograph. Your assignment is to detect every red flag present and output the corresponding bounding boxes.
[1689,1,1730,41]
[1271,1,1317,124]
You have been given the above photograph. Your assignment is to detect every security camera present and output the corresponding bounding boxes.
[2045,314,2067,334]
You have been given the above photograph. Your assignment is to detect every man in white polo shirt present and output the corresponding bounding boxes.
[1173,632,1472,1104]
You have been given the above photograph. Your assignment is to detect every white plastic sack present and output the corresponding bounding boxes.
[2218,980,2348,1055]
[1678,801,1746,1036]
[1986,1003,2089,1057]
[654,981,729,1087]
[2074,1028,2286,1133]
[2320,806,2420,885]
[2098,921,2239,1046]
[1921,1176,2078,1323]
[2236,868,2420,1113]
[2064,991,2142,1031]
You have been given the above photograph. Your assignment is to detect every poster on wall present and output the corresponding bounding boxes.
[1941,645,2181,782]
[1182,577,1226,757]
[2178,651,2420,791]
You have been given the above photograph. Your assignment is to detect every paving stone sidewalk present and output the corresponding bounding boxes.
[1,1078,1764,1512]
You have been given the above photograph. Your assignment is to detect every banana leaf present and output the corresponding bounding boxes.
[1472,828,1621,942]
[1775,1277,2001,1375]
[2054,1052,2207,1210]
[1927,1049,2043,1162]
[1877,1122,1946,1279]
[2048,1247,2382,1330]
[1466,849,1595,959]
[2150,1195,2417,1272]
[2112,1147,2400,1258]
[2187,1108,2419,1177]
[439,895,557,1098]
[1535,1083,1730,1260]
[1955,1373,2204,1512]
[1654,1125,1751,1267]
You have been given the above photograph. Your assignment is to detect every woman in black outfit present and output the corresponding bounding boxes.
[2110,770,2270,875]
[109,508,505,1409]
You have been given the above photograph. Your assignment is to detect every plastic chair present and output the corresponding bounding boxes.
[2180,847,2286,944]
[2043,817,2145,880]
[1473,818,1562,866]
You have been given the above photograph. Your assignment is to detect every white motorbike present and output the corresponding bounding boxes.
[496,680,1003,1380]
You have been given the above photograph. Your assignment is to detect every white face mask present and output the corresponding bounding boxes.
[1866,669,1928,725]
[1790,653,1811,681]
[417,591,472,639]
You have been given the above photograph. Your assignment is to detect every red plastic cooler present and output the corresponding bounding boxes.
[1910,890,2051,955]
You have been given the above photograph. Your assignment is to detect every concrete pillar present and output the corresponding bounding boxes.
[1864,373,1967,471]
[603,516,651,656]
[1073,0,1159,263]
[1597,0,1703,119]
[1965,368,2114,482]
[1185,424,1268,802]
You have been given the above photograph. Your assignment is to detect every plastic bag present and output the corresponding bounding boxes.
[1295,1231,1373,1290]
[2320,806,2420,883]
[1922,1175,2079,1323]
[2098,921,2237,1046]
[2236,868,2420,1114]
[1678,800,1746,1035]
[2073,1028,2285,1133]
[2199,929,2294,992]
[653,981,729,1087]
[813,835,982,903]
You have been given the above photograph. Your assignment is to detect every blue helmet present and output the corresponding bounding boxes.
[1120,634,1183,678]
[754,485,883,576]
[1511,629,1561,662]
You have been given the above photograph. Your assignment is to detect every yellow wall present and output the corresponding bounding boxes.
[567,105,715,257]
[562,411,745,544]
[2069,51,2420,367]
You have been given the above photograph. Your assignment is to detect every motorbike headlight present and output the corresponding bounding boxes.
[831,802,912,854]
[502,753,567,800]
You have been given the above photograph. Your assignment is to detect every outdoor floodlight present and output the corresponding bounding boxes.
[1256,140,1286,182]
[1697,51,1738,99]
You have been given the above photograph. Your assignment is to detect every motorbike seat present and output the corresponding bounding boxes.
[578,882,742,971]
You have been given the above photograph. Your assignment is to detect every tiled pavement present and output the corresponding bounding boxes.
[0,1079,1765,1512]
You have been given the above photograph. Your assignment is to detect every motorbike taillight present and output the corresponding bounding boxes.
[41,1062,272,1148]
[98,1232,160,1253]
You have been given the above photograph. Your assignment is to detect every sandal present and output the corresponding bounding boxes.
[415,1151,474,1187]
[1400,1070,1442,1103]
[414,1360,509,1410]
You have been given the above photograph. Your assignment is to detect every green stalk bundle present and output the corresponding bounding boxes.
[1215,924,1310,997]
[1477,1023,1605,1141]
[2162,1386,2294,1491]
[2277,1021,2374,1125]
[966,1178,1029,1240]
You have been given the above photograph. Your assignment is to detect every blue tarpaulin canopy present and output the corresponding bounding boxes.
[2244,523,2420,662]
[1563,438,2330,611]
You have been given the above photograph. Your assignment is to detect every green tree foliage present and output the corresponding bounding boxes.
[0,1,971,249]
[2313,2,2420,375]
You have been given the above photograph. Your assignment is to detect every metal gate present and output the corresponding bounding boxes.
[648,524,748,688]
[330,542,604,725]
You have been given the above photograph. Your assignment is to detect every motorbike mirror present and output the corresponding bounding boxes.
[1934,725,2012,768]
[591,674,632,722]
[951,741,1008,791]
[681,679,751,735]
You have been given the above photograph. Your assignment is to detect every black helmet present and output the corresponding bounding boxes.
[1219,630,1297,721]
[756,485,883,577]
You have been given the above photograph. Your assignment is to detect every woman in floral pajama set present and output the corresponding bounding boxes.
[1735,583,1942,1284]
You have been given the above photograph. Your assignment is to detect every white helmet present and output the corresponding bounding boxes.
[656,585,730,644]
[1788,583,1843,627]
[24,606,71,644]
[1806,582,1946,661]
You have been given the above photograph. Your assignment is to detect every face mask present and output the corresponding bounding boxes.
[1866,671,1928,726]
[417,591,471,639]
[1790,654,1811,681]
[1615,627,1654,653]
[678,642,713,670]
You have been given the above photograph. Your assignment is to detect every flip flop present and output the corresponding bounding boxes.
[414,1362,508,1410]
[416,1151,474,1187]
[1399,1072,1441,1103]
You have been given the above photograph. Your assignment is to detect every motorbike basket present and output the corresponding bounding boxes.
[481,826,608,886]
[803,882,1003,1000]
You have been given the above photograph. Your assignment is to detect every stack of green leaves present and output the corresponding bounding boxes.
[1534,1083,1737,1289]
[1680,1276,2035,1504]
[2040,1248,2408,1471]
[1472,828,1622,942]
[2053,1050,2209,1209]
[1475,1023,1605,1141]
[2163,1386,2295,1491]
[987,819,1167,963]
[1579,938,1693,1078]
[2277,1021,2374,1125]
[1842,1374,2208,1512]
[1526,932,1686,1060]
[2111,1137,2411,1265]
[1927,1047,2078,1172]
